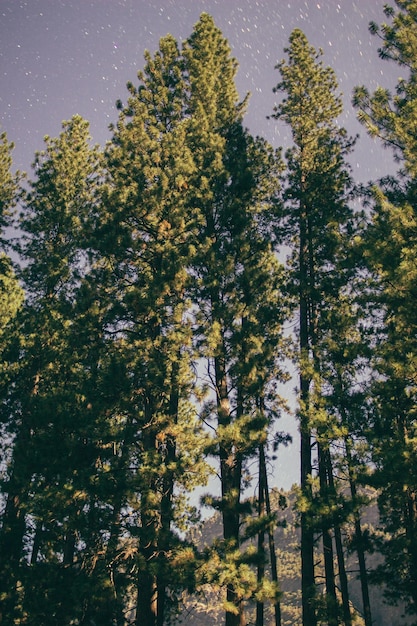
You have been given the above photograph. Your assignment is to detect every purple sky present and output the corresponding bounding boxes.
[1,0,400,179]
[0,0,402,488]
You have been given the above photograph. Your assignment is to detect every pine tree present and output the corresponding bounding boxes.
[183,14,285,626]
[353,1,417,613]
[272,29,356,626]
[318,284,374,626]
[0,116,117,625]
[100,33,210,626]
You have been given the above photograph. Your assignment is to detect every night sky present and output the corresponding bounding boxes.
[0,0,403,488]
[1,0,401,179]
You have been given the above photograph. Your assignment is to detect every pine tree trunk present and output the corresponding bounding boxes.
[335,379,372,626]
[215,352,245,626]
[300,426,316,626]
[353,510,372,626]
[0,438,30,625]
[104,416,136,625]
[0,488,26,567]
[0,488,26,624]
[136,397,159,626]
[136,568,158,626]
[322,527,338,626]
[345,438,372,626]
[260,443,282,626]
[106,501,128,626]
[136,486,158,626]
[318,443,338,626]
[256,445,266,626]
[325,449,352,626]
[333,523,351,626]
[299,204,317,626]
[405,490,417,611]
[157,360,180,626]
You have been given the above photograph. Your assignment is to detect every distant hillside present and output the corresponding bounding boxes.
[178,488,412,626]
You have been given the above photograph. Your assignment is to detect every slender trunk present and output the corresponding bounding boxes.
[405,489,417,611]
[398,415,417,611]
[353,509,372,626]
[0,441,31,625]
[136,490,158,626]
[106,502,130,626]
[325,450,352,626]
[345,435,372,626]
[260,443,282,626]
[334,524,351,626]
[30,524,42,565]
[136,396,159,626]
[334,372,371,626]
[215,351,245,626]
[63,529,76,566]
[103,415,136,625]
[256,444,266,626]
[299,200,317,626]
[157,359,180,626]
[318,443,338,626]
[300,397,316,626]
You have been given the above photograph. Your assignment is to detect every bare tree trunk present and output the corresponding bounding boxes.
[260,443,282,626]
[157,360,180,626]
[136,567,158,626]
[345,435,372,626]
[299,206,317,626]
[215,351,245,626]
[0,440,30,625]
[256,445,266,626]
[325,449,352,626]
[318,443,338,626]
[353,509,372,626]
[63,529,76,566]
[136,394,159,626]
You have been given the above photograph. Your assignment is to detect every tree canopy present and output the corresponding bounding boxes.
[1,5,417,625]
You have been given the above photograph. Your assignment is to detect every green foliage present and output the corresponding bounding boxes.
[0,130,23,387]
[352,0,417,617]
[180,14,287,625]
[0,254,23,338]
[0,131,20,246]
[0,117,126,625]
[272,27,360,626]
[353,1,417,177]
[3,6,417,625]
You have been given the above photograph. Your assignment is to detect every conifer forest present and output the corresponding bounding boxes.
[2,2,417,625]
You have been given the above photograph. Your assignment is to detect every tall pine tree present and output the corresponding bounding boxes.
[184,14,285,626]
[353,0,417,614]
[272,29,355,626]
[100,33,209,626]
[0,116,117,625]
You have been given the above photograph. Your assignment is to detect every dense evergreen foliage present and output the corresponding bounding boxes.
[272,27,357,626]
[1,3,417,624]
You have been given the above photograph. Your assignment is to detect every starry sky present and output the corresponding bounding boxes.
[1,0,401,180]
[0,0,403,489]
